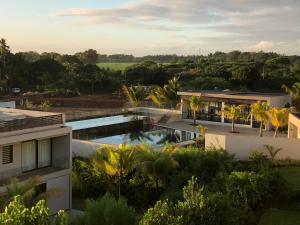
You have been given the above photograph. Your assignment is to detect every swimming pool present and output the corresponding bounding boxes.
[91,129,181,147]
[66,115,143,131]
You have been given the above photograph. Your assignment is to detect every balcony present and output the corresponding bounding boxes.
[0,158,70,186]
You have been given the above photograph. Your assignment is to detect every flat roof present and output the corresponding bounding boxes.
[0,108,62,121]
[178,90,288,100]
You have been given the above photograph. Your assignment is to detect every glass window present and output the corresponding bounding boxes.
[38,139,51,168]
[22,141,36,172]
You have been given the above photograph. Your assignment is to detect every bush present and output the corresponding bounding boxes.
[0,196,49,225]
[139,200,182,225]
[82,193,137,225]
[72,158,107,198]
[227,170,280,209]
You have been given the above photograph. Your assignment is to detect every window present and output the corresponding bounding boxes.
[22,141,36,172]
[2,145,13,164]
[35,183,47,198]
[38,139,51,168]
[21,139,52,172]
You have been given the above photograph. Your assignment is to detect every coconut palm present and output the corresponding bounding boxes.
[135,147,178,195]
[268,107,289,138]
[250,101,270,137]
[282,82,300,109]
[187,96,206,125]
[122,85,147,107]
[263,144,282,161]
[150,77,181,108]
[223,105,246,133]
[91,145,138,198]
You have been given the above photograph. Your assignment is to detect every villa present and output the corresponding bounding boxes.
[178,91,291,130]
[0,108,72,214]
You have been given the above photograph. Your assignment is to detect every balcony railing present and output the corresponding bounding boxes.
[0,114,64,133]
[0,158,69,185]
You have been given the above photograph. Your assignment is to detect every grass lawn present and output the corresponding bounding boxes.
[278,166,300,190]
[259,208,300,225]
[97,62,135,71]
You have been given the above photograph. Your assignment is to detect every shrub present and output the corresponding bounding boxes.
[83,193,137,225]
[139,200,182,225]
[227,170,279,209]
[38,100,51,111]
[176,177,228,225]
[72,158,107,198]
[0,195,49,225]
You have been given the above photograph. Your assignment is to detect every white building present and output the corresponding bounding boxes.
[0,108,72,214]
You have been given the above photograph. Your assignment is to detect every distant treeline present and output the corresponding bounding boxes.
[0,38,300,94]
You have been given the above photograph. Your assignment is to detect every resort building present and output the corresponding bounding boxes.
[0,108,72,214]
[288,113,300,139]
[178,91,291,130]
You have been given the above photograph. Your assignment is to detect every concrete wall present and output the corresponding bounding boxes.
[72,139,106,158]
[0,101,15,108]
[288,113,300,139]
[0,143,22,180]
[46,173,71,214]
[205,132,300,160]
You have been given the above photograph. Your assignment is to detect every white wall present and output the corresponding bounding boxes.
[72,139,109,158]
[205,132,300,160]
[0,101,15,108]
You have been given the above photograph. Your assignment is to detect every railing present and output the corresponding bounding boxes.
[182,112,222,123]
[0,114,63,133]
[0,158,69,184]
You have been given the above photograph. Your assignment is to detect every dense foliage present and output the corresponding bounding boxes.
[1,38,300,95]
[72,145,285,225]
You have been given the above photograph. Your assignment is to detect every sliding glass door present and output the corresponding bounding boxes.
[38,139,51,168]
[22,139,52,172]
[22,141,36,172]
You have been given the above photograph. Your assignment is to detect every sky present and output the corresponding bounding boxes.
[1,0,300,56]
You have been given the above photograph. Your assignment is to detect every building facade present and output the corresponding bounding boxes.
[178,91,291,130]
[0,108,72,214]
[288,113,300,139]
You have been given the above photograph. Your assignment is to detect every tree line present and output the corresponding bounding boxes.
[1,38,300,95]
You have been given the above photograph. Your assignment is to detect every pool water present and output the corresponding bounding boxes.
[91,129,181,147]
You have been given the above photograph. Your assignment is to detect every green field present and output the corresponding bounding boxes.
[97,62,135,71]
[259,166,300,225]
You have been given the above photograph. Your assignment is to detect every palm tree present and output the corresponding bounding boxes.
[264,144,282,161]
[122,85,147,107]
[0,176,60,211]
[135,148,178,195]
[250,101,270,137]
[268,107,289,138]
[223,105,246,133]
[187,96,206,125]
[282,82,300,109]
[150,77,181,108]
[91,145,138,198]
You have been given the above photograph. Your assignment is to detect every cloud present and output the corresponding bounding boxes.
[54,0,300,54]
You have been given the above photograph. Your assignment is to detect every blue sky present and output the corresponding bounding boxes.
[1,0,300,56]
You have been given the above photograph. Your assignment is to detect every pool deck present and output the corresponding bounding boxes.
[157,120,286,138]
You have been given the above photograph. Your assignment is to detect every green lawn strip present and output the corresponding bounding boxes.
[278,166,300,191]
[259,208,300,225]
[97,62,135,71]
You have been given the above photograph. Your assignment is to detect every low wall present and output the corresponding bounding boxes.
[205,132,300,160]
[72,139,112,158]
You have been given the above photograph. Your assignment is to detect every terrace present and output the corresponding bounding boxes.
[0,108,64,134]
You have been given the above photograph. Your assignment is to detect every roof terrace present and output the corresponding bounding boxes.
[0,108,64,133]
